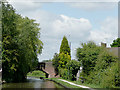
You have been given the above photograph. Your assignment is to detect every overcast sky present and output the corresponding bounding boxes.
[8,0,118,62]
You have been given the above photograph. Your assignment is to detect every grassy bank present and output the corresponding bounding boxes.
[73,79,120,88]
[46,78,82,88]
[27,70,46,78]
[47,78,101,88]
[73,81,101,88]
[48,78,120,89]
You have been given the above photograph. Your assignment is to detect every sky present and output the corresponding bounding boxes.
[8,0,118,62]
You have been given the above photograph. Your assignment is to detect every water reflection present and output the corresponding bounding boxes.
[41,80,62,88]
[1,77,64,89]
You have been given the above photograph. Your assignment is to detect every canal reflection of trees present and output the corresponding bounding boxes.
[1,77,65,89]
[41,80,63,88]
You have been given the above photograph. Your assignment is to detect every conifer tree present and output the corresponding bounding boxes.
[60,36,71,56]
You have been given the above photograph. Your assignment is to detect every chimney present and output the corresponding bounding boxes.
[101,42,106,47]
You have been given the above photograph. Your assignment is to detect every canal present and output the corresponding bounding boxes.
[1,77,66,89]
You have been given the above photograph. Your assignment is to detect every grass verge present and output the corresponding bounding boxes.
[46,78,102,88]
[48,78,120,89]
[46,78,82,88]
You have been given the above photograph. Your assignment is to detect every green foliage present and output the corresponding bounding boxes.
[58,52,71,68]
[52,36,72,80]
[2,2,43,82]
[76,41,120,88]
[58,68,68,79]
[60,36,71,56]
[58,53,71,78]
[57,59,80,81]
[110,38,120,47]
[2,2,19,82]
[27,70,46,78]
[88,50,119,88]
[100,61,119,88]
[52,53,60,73]
[66,60,80,80]
[94,50,117,71]
[76,41,103,76]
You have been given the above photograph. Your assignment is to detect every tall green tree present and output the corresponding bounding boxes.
[60,36,71,56]
[58,52,71,69]
[52,36,71,77]
[2,2,20,82]
[76,41,103,76]
[110,38,120,47]
[2,2,43,82]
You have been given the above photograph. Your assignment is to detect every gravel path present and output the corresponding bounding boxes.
[58,79,95,90]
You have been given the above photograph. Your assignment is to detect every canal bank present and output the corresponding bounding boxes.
[46,78,70,89]
[46,78,82,89]
[46,78,97,89]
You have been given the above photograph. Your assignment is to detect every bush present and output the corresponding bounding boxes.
[58,68,68,79]
[87,49,119,88]
[100,61,120,88]
[76,41,103,76]
[27,70,46,78]
[66,60,80,80]
[76,41,120,88]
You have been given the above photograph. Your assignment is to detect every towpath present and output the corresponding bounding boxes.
[58,79,95,90]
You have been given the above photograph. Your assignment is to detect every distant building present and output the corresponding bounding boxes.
[101,42,120,57]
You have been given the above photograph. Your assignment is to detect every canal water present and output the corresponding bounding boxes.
[1,77,65,89]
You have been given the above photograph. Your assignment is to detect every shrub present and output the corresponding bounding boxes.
[66,60,80,80]
[88,49,119,88]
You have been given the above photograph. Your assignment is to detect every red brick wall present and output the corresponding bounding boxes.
[43,62,56,78]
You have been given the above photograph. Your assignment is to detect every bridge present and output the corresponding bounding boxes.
[0,61,58,80]
[36,61,59,78]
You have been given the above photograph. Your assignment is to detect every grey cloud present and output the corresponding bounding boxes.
[9,0,42,13]
[8,1,118,61]
[67,2,117,11]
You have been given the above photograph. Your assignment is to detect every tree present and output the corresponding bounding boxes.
[58,52,71,69]
[76,41,103,76]
[52,36,71,78]
[76,41,120,88]
[88,52,119,88]
[58,53,71,78]
[2,2,20,82]
[60,36,71,56]
[87,49,118,85]
[2,2,43,82]
[52,53,59,74]
[110,38,120,47]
